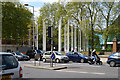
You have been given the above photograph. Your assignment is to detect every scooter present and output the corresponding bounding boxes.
[88,56,102,65]
[88,56,95,65]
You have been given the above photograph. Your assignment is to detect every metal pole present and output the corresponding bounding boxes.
[29,28,31,47]
[32,6,36,66]
[35,24,38,50]
[51,26,53,67]
[33,6,35,50]
[0,3,2,52]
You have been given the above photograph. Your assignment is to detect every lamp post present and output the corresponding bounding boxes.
[24,4,35,50]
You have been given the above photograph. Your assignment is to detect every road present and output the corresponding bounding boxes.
[19,61,119,78]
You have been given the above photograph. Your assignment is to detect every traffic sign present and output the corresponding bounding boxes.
[51,53,55,60]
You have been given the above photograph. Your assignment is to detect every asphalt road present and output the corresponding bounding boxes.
[19,61,119,78]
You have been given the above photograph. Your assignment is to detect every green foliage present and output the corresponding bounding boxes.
[2,2,32,44]
[37,2,119,50]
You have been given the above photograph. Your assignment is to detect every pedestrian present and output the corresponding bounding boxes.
[72,50,74,52]
[35,53,40,61]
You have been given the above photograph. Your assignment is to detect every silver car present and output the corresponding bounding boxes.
[0,52,23,79]
[42,51,69,63]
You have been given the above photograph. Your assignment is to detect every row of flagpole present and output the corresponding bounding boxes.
[42,17,82,52]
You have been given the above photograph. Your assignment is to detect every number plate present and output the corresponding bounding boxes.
[0,75,11,80]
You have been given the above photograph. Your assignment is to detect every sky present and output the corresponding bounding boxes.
[19,0,60,18]
[19,0,120,18]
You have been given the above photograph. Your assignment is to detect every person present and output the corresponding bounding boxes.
[35,53,40,61]
[88,49,91,57]
[92,49,100,62]
[92,49,97,61]
[72,50,74,52]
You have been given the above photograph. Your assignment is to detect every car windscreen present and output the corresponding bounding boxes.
[36,50,43,54]
[16,53,23,55]
[82,53,87,57]
[78,53,87,57]
[0,55,18,70]
[55,52,63,55]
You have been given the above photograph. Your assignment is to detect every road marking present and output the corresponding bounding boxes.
[57,64,71,66]
[56,70,105,75]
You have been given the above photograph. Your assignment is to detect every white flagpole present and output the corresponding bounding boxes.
[43,19,46,52]
[58,17,62,52]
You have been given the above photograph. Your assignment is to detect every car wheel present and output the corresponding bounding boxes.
[110,61,116,67]
[56,59,60,63]
[64,60,69,63]
[80,59,84,63]
[43,58,46,62]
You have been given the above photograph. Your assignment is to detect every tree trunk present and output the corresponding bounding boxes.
[91,23,94,51]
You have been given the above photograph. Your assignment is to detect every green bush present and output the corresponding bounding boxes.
[96,49,112,52]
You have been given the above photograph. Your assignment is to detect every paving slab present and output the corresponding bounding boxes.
[24,65,67,70]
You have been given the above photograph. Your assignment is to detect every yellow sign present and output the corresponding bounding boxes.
[0,75,11,80]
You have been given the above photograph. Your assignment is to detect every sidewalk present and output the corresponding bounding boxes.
[99,55,108,64]
[101,58,107,64]
[23,64,67,70]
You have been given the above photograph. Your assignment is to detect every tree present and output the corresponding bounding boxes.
[2,2,32,45]
[99,2,119,49]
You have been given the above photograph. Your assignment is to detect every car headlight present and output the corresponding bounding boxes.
[18,56,23,59]
[85,57,88,59]
[60,57,64,59]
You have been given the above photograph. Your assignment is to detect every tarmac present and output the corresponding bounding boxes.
[21,54,108,70]
[23,57,108,70]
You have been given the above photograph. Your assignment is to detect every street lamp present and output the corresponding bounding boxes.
[24,4,35,50]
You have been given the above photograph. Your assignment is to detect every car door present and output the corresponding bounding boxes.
[1,54,20,78]
[45,52,51,61]
[73,52,79,61]
[67,52,74,61]
[116,53,120,64]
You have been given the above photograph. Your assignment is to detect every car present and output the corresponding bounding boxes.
[26,50,36,59]
[0,52,23,79]
[12,52,30,61]
[42,51,69,63]
[66,52,88,63]
[107,52,120,67]
[26,50,43,60]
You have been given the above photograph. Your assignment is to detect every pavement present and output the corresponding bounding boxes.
[24,64,67,70]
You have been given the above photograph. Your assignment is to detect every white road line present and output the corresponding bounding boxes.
[56,70,105,75]
[57,64,71,65]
